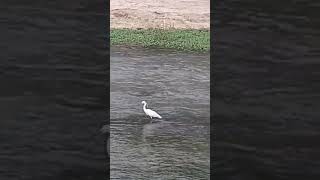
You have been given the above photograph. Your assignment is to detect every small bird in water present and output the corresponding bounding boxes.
[141,101,162,119]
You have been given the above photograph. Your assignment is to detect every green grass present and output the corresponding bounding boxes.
[110,29,210,52]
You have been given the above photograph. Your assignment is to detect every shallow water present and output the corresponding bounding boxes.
[0,1,107,179]
[110,46,210,179]
[213,0,320,179]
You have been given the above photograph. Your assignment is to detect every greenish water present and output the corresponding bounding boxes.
[111,46,210,179]
[111,29,210,52]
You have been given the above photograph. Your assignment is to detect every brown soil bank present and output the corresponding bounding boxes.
[111,0,210,30]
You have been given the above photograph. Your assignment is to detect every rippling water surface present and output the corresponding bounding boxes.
[0,1,107,179]
[111,47,210,179]
[213,0,320,179]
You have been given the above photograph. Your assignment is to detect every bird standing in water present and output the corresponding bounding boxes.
[141,101,162,119]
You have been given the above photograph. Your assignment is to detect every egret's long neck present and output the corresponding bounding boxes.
[143,103,147,110]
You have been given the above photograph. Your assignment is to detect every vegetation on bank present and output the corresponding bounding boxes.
[110,29,210,52]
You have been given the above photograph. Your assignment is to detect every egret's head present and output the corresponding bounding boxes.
[141,101,146,104]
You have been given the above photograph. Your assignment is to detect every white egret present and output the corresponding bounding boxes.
[141,101,162,119]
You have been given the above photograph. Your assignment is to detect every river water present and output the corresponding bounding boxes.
[0,1,108,179]
[110,46,210,179]
[3,0,320,179]
[213,0,320,179]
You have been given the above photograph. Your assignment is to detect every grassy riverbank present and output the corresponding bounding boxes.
[110,29,210,52]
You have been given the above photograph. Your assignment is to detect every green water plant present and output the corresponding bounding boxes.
[110,29,210,52]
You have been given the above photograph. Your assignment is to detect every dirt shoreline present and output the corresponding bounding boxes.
[111,0,210,30]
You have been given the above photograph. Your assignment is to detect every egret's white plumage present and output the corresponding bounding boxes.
[141,101,162,119]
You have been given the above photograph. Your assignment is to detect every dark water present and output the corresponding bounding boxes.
[213,1,320,179]
[110,47,210,179]
[0,1,108,179]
